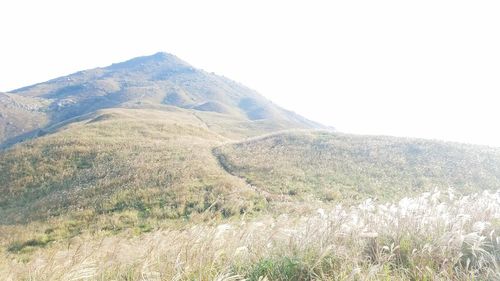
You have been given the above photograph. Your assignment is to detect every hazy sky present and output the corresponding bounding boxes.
[1,1,499,146]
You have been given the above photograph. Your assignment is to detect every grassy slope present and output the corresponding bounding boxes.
[0,107,271,227]
[3,115,500,227]
[215,130,500,202]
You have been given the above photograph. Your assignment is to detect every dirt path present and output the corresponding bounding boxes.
[191,112,210,130]
[211,146,286,202]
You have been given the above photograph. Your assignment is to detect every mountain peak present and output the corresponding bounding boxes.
[151,51,174,60]
[107,51,191,71]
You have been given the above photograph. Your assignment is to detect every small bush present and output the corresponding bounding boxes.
[245,256,309,281]
[8,235,54,253]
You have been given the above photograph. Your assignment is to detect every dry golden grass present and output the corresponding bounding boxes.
[2,189,499,280]
[0,108,272,250]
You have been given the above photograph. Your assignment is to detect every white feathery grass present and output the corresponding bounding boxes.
[1,189,500,280]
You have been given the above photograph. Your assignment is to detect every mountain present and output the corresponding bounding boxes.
[0,52,325,225]
[1,52,322,145]
[1,52,500,257]
[0,92,50,145]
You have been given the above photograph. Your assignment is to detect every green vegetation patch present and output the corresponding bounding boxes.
[244,256,310,281]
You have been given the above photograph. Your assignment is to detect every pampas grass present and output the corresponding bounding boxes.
[2,189,500,280]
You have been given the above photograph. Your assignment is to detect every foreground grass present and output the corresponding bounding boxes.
[2,189,499,280]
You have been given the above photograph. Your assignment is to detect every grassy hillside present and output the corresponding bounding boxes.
[0,107,271,227]
[2,113,500,239]
[215,131,500,202]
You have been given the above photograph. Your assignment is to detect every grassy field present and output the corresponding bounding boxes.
[2,189,499,280]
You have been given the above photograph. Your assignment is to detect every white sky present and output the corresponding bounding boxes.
[1,0,499,147]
